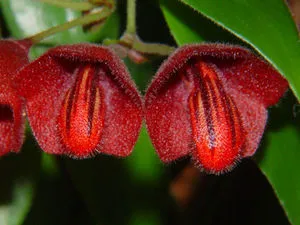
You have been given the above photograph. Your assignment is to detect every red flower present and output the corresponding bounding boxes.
[145,44,288,174]
[0,39,31,156]
[16,44,143,158]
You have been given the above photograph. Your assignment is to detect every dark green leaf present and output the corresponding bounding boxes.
[124,58,155,94]
[257,94,300,225]
[259,126,300,225]
[160,0,238,45]
[160,0,205,45]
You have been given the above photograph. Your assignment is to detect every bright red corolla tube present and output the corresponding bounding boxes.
[0,39,31,156]
[145,44,288,174]
[15,44,143,158]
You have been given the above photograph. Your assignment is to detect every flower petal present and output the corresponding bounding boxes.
[228,89,268,157]
[0,39,30,156]
[145,43,288,173]
[188,61,245,173]
[167,44,288,106]
[16,44,142,158]
[145,67,192,162]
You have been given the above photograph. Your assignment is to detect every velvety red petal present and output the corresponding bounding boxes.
[145,43,288,172]
[227,88,267,157]
[0,39,30,155]
[145,68,193,162]
[16,44,142,158]
[0,91,24,156]
[161,44,288,107]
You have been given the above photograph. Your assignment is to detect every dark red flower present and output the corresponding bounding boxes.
[0,39,31,156]
[16,44,143,158]
[145,44,288,174]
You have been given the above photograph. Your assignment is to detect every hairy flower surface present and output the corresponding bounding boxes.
[16,44,143,158]
[145,44,288,174]
[0,39,31,156]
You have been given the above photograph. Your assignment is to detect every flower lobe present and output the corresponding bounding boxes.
[188,61,245,173]
[145,43,288,174]
[58,64,105,157]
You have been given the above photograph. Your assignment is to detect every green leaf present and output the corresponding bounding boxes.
[259,126,300,225]
[160,0,238,45]
[257,94,300,225]
[0,0,119,44]
[124,127,164,184]
[160,0,205,45]
[124,58,156,94]
[0,136,41,225]
[179,0,300,101]
[28,45,51,60]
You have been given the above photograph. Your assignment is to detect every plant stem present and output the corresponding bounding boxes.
[103,0,175,59]
[89,0,115,9]
[38,0,95,11]
[28,8,111,44]
[126,0,136,34]
[133,40,175,56]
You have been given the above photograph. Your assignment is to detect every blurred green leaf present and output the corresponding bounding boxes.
[129,210,162,225]
[125,127,163,184]
[0,136,41,225]
[124,58,155,94]
[0,0,119,44]
[65,127,171,225]
[179,0,300,101]
[66,155,134,225]
[23,153,94,225]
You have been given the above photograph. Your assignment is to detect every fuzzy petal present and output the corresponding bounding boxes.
[228,89,268,157]
[145,43,288,173]
[168,44,288,106]
[16,44,142,158]
[145,69,192,162]
[0,39,30,155]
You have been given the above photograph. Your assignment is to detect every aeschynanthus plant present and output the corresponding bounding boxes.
[0,39,31,156]
[145,44,288,174]
[15,44,143,158]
